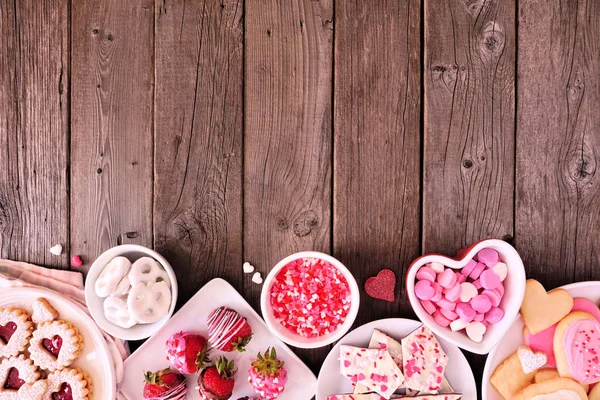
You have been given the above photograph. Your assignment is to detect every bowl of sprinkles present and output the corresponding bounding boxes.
[260,251,360,348]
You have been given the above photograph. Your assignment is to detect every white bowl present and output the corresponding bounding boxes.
[406,239,526,354]
[260,251,360,348]
[84,245,178,341]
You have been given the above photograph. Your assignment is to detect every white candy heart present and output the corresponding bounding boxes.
[430,262,445,273]
[466,321,486,343]
[517,345,547,373]
[492,262,508,282]
[104,296,137,329]
[127,281,171,324]
[459,282,478,302]
[252,272,263,284]
[129,257,170,288]
[95,256,132,298]
[243,262,255,274]
[449,318,469,332]
[49,244,63,256]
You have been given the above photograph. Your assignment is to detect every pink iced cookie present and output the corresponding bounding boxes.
[420,300,437,315]
[416,266,437,282]
[477,248,499,267]
[469,262,486,280]
[461,260,477,277]
[415,280,435,300]
[524,325,557,367]
[471,294,492,313]
[480,269,501,290]
[437,268,457,289]
[485,307,504,324]
[456,303,476,322]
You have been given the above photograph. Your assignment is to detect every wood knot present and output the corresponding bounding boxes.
[430,64,457,91]
[276,217,289,231]
[292,210,318,237]
[463,0,484,15]
[462,159,474,169]
[480,22,504,54]
[567,145,596,183]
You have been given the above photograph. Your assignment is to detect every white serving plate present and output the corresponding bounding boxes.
[121,278,317,400]
[482,281,600,400]
[316,318,477,400]
[0,287,116,399]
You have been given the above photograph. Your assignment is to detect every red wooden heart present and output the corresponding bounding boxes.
[0,322,17,345]
[364,269,396,302]
[52,382,73,400]
[4,367,25,390]
[42,335,63,358]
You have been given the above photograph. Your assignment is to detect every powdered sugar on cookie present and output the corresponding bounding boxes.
[29,320,83,372]
[31,299,59,325]
[0,308,33,358]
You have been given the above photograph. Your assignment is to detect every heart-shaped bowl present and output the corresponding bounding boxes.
[406,239,526,354]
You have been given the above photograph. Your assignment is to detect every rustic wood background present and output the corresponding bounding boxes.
[1,0,599,394]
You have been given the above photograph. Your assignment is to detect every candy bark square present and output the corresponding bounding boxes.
[401,325,449,393]
[354,329,405,394]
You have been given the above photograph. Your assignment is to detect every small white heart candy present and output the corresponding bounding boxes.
[450,318,469,332]
[459,282,478,302]
[492,262,508,282]
[430,262,445,273]
[466,321,486,343]
[243,262,255,274]
[49,244,63,256]
[517,345,547,373]
[252,272,263,284]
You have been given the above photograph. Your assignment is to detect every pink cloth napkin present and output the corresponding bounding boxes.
[0,258,128,386]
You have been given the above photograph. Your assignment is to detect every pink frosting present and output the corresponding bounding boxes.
[563,319,600,384]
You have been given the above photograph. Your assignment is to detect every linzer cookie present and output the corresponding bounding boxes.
[0,355,40,397]
[29,320,83,371]
[339,345,404,398]
[401,325,448,394]
[31,298,59,325]
[0,308,33,357]
[354,329,404,394]
[45,368,93,400]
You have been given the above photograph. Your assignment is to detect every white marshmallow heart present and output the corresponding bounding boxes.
[49,244,63,256]
[243,262,255,274]
[103,296,137,329]
[128,257,170,288]
[252,272,263,284]
[127,281,171,324]
[449,318,469,332]
[517,345,547,373]
[430,262,445,273]
[459,282,479,302]
[492,262,508,282]
[466,321,486,343]
[95,256,132,298]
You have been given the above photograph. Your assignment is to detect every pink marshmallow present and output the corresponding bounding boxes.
[482,289,502,307]
[480,269,501,290]
[456,303,476,322]
[437,268,457,289]
[437,298,456,311]
[469,262,487,280]
[433,310,451,327]
[420,299,437,315]
[461,259,477,277]
[415,280,435,300]
[471,294,493,313]
[456,273,467,284]
[439,307,459,321]
[477,248,499,267]
[444,282,462,302]
[416,266,437,282]
[430,282,443,302]
[485,307,505,324]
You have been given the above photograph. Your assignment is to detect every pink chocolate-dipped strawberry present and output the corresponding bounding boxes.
[166,332,210,374]
[207,307,253,352]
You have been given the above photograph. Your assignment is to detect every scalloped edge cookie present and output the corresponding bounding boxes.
[44,368,93,400]
[0,308,33,358]
[29,320,84,372]
[0,354,40,397]
[513,377,588,400]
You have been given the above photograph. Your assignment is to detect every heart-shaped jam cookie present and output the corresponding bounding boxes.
[555,311,600,384]
[0,355,40,396]
[45,368,92,400]
[0,308,33,358]
[29,321,82,372]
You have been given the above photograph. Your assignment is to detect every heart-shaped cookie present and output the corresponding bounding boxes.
[17,379,47,400]
[364,269,396,302]
[406,239,526,354]
[46,368,92,400]
[0,308,33,358]
[0,355,40,396]
[32,298,59,324]
[521,279,573,335]
[517,345,547,373]
[29,321,82,372]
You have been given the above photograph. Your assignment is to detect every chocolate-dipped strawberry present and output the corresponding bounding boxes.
[207,307,252,352]
[198,356,236,400]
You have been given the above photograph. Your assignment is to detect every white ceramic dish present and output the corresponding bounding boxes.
[85,244,178,341]
[121,278,317,400]
[316,318,477,400]
[261,251,360,348]
[0,286,116,399]
[406,239,526,354]
[482,281,600,400]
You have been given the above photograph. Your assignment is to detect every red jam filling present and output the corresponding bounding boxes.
[4,367,25,390]
[52,382,73,400]
[42,335,63,358]
[0,322,17,344]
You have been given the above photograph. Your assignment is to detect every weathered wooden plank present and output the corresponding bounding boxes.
[244,0,333,371]
[423,0,516,256]
[70,0,154,270]
[154,0,244,303]
[516,0,600,285]
[0,0,69,267]
[334,0,421,322]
